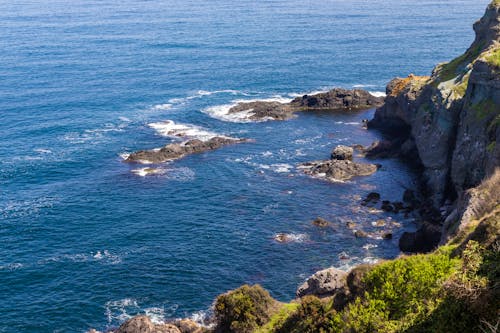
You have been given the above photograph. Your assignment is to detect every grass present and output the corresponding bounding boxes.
[471,99,498,120]
[254,303,299,333]
[437,43,484,82]
[485,47,500,68]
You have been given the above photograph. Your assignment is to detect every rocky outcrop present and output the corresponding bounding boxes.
[88,316,205,333]
[116,316,181,333]
[300,144,378,182]
[126,137,247,164]
[296,267,347,298]
[331,145,353,160]
[289,88,383,111]
[228,88,384,121]
[368,1,500,248]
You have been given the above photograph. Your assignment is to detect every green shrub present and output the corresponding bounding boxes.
[214,284,277,333]
[362,253,459,321]
[274,296,341,333]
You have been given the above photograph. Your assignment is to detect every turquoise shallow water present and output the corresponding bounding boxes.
[0,0,490,331]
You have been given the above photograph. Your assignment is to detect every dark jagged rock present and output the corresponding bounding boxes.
[228,88,384,121]
[296,267,348,298]
[331,145,354,160]
[361,192,381,206]
[300,159,378,182]
[289,88,384,110]
[354,230,368,238]
[126,137,247,164]
[228,101,294,121]
[399,222,442,253]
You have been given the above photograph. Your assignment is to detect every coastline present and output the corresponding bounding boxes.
[88,1,500,332]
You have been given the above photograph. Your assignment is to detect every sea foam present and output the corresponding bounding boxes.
[148,120,228,141]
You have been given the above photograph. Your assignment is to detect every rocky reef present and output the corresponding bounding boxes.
[228,88,384,121]
[125,137,247,164]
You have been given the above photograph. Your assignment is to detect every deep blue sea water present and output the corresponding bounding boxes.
[0,0,491,331]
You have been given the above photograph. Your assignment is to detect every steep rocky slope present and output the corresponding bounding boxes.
[369,1,500,244]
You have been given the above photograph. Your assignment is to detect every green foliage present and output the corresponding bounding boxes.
[487,141,496,153]
[485,48,500,68]
[214,284,276,333]
[273,296,342,333]
[254,303,298,333]
[362,253,459,321]
[471,99,498,120]
[437,43,483,82]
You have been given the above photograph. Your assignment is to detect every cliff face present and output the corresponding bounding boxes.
[369,1,500,240]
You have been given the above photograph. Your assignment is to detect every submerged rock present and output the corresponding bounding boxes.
[296,267,348,298]
[228,88,384,121]
[126,137,247,164]
[312,217,331,227]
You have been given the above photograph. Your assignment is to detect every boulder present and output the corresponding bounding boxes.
[354,230,368,238]
[361,192,381,206]
[331,145,354,160]
[399,223,442,253]
[175,319,203,333]
[296,267,348,298]
[116,316,181,333]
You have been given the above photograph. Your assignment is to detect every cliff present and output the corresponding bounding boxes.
[369,1,500,244]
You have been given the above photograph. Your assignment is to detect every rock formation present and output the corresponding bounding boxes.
[296,267,347,298]
[126,137,247,164]
[228,88,384,121]
[300,145,378,181]
[369,1,500,249]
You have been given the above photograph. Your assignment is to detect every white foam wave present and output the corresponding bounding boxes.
[273,233,309,243]
[34,148,52,154]
[202,95,292,123]
[189,310,214,328]
[0,263,23,271]
[168,89,248,105]
[369,91,386,98]
[353,84,377,88]
[152,103,173,110]
[148,120,227,141]
[334,121,362,126]
[144,307,166,324]
[105,298,139,325]
[131,167,165,177]
[288,89,330,98]
[119,116,132,122]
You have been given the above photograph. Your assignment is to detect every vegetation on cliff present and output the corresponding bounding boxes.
[212,206,499,333]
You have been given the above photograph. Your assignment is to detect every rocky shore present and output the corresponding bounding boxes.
[228,88,384,121]
[92,2,499,332]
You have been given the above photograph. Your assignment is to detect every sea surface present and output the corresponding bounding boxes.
[0,0,491,331]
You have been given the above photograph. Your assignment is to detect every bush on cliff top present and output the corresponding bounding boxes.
[214,284,277,333]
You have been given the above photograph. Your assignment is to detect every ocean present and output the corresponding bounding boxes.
[0,0,490,331]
